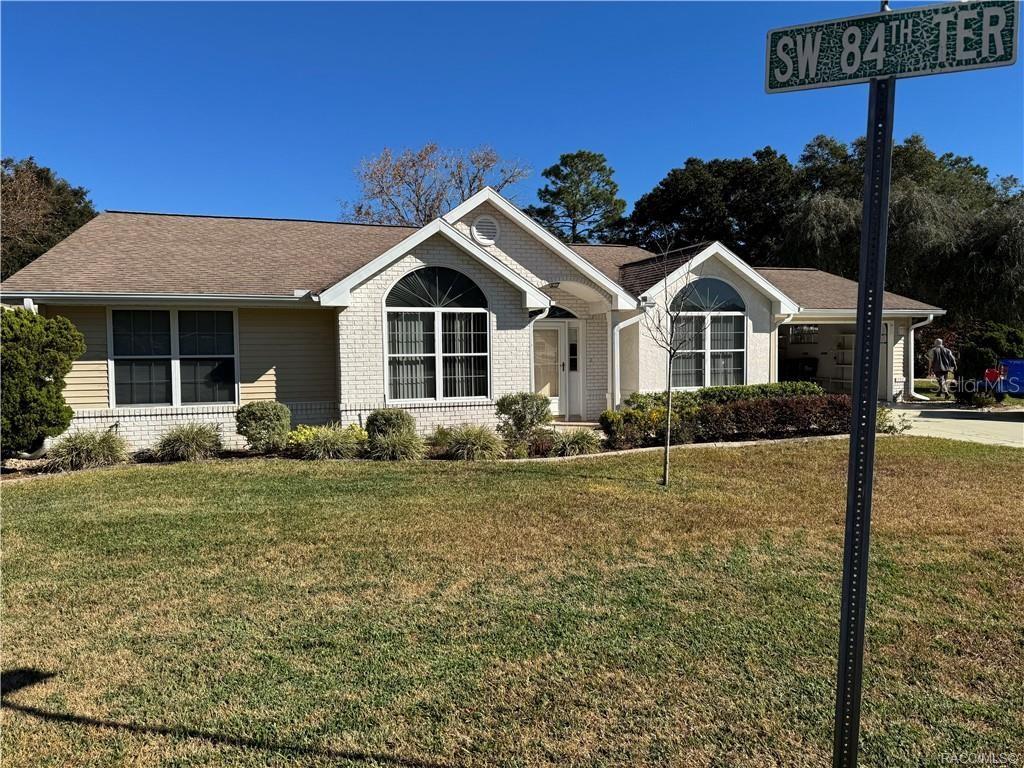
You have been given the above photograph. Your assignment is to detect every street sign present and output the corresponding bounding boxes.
[766,0,1018,93]
[766,2,1019,767]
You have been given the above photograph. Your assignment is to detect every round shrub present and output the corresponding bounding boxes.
[1,308,85,456]
[365,430,425,461]
[527,428,558,458]
[365,408,416,438]
[46,429,128,472]
[235,401,291,453]
[549,428,602,457]
[495,392,552,446]
[444,425,504,461]
[287,424,366,460]
[155,423,222,462]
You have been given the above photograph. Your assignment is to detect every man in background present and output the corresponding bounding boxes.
[926,338,957,399]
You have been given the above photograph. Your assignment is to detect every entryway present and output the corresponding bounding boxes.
[533,319,583,418]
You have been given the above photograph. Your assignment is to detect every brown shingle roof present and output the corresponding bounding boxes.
[755,267,942,312]
[0,212,416,297]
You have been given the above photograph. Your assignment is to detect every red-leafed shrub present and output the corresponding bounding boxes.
[695,394,851,443]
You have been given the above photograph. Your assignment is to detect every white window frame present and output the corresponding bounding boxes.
[107,307,240,408]
[383,306,491,404]
[670,310,747,391]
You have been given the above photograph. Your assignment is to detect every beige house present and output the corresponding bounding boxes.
[1,188,943,449]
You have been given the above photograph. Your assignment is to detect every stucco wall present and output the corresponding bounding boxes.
[336,233,533,432]
[636,255,775,393]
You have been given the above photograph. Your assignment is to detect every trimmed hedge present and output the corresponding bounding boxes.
[625,382,824,410]
[365,408,415,438]
[236,401,291,453]
[693,394,851,442]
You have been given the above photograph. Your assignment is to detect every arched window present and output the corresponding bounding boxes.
[670,277,746,389]
[385,267,489,400]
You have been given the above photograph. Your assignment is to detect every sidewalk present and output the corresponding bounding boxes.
[894,403,1024,448]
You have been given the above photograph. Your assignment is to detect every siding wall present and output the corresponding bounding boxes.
[44,305,109,409]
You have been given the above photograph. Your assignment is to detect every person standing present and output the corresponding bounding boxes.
[926,338,956,398]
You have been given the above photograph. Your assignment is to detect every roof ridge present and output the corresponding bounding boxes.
[102,210,418,229]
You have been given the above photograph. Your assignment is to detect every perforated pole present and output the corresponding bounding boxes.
[832,75,896,768]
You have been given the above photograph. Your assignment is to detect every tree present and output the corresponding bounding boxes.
[341,143,529,226]
[1,308,86,456]
[522,150,626,243]
[639,253,720,487]
[1,157,97,279]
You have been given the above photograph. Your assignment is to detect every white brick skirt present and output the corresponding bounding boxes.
[65,401,338,451]
[337,401,499,434]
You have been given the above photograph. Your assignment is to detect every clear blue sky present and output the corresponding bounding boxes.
[3,1,1022,221]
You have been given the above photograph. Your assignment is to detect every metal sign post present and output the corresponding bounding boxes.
[765,3,1018,766]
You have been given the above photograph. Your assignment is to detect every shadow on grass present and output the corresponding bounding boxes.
[1,668,448,768]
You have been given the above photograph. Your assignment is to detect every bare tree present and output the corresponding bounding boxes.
[340,143,530,226]
[641,248,725,487]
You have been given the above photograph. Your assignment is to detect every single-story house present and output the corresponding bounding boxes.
[1,187,944,449]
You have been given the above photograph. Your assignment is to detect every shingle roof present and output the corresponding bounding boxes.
[0,212,940,314]
[0,212,416,297]
[755,267,942,312]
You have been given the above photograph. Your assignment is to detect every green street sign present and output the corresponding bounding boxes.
[765,0,1018,93]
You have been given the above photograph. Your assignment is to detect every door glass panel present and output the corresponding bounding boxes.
[534,328,559,397]
[568,327,578,372]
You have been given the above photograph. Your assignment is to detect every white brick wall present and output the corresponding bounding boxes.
[336,234,533,433]
[65,400,336,451]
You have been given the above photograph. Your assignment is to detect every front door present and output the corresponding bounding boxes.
[534,323,565,415]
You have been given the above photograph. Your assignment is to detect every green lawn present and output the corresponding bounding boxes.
[2,438,1022,767]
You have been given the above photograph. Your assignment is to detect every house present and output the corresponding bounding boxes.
[0,187,944,449]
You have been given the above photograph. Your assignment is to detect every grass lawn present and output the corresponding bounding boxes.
[2,437,1022,767]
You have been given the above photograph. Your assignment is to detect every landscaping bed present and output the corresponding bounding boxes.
[2,437,1021,766]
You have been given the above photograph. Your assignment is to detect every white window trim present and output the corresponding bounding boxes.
[107,307,240,409]
[383,306,492,405]
[670,310,748,391]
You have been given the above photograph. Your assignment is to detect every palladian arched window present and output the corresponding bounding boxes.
[385,267,489,400]
[670,277,746,389]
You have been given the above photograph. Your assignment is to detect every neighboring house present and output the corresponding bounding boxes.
[0,187,944,449]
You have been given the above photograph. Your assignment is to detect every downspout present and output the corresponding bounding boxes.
[611,308,647,409]
[906,314,935,401]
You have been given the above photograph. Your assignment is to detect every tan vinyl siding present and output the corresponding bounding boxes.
[44,305,109,410]
[238,308,337,404]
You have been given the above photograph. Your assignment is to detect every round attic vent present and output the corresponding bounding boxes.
[471,215,499,246]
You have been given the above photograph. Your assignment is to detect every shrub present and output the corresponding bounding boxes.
[624,383,823,410]
[443,425,504,461]
[527,428,558,458]
[694,394,852,443]
[876,406,911,435]
[154,423,222,462]
[365,430,425,461]
[599,407,658,449]
[288,424,366,460]
[365,408,416,438]
[235,401,291,453]
[549,428,602,457]
[495,392,552,446]
[427,425,454,458]
[1,308,86,456]
[46,429,128,472]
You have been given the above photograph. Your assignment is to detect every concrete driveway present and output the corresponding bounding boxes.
[895,403,1024,448]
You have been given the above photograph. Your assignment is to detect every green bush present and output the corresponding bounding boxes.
[365,430,425,461]
[443,425,504,461]
[495,392,552,446]
[876,406,911,435]
[235,401,291,453]
[549,428,602,457]
[527,428,559,458]
[46,429,128,472]
[287,423,366,460]
[155,423,223,462]
[427,425,454,458]
[626,382,824,410]
[599,407,658,449]
[1,308,85,456]
[694,394,852,442]
[365,408,416,439]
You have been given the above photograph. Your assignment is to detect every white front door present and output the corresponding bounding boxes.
[534,322,566,415]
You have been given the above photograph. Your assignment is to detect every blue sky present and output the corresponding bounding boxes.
[2,1,1021,221]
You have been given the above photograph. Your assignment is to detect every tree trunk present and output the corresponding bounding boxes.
[662,356,673,487]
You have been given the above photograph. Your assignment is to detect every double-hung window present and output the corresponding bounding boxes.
[111,309,236,407]
[385,267,489,401]
[669,277,746,389]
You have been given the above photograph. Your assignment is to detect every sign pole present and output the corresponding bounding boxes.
[832,74,896,768]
